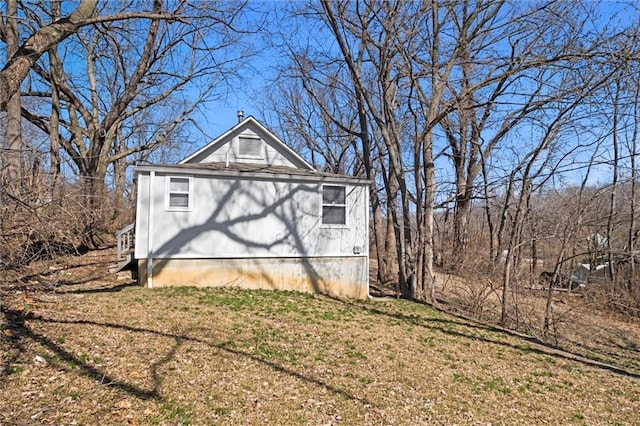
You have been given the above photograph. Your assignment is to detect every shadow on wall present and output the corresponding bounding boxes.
[143,178,366,297]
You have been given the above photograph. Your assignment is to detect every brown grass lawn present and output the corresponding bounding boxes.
[1,250,639,425]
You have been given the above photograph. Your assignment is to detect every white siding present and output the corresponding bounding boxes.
[135,172,368,260]
[195,129,299,168]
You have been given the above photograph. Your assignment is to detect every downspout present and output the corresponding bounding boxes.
[147,170,155,288]
[365,185,370,298]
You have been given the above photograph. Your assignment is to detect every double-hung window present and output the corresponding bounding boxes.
[322,185,346,225]
[167,176,191,210]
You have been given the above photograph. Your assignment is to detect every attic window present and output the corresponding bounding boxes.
[322,185,346,226]
[238,136,263,159]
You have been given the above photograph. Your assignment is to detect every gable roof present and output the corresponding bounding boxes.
[179,116,314,170]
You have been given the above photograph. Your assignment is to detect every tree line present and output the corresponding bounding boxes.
[261,0,640,322]
[2,1,640,327]
[1,0,250,251]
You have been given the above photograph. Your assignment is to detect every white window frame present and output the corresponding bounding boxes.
[321,184,347,227]
[166,175,192,211]
[236,135,264,160]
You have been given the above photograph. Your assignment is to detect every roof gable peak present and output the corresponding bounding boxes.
[179,116,314,171]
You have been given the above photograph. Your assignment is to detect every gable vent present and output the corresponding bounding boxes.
[238,137,263,158]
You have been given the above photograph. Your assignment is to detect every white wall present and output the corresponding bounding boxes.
[191,129,300,168]
[135,171,368,260]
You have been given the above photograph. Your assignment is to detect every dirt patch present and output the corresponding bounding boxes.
[2,250,639,425]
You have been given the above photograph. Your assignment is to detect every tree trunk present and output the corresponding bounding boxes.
[607,80,620,284]
[628,84,639,293]
[114,126,127,213]
[422,136,437,304]
[79,164,108,249]
[501,173,532,325]
[3,0,22,188]
[356,91,396,285]
[0,0,98,109]
[48,0,63,186]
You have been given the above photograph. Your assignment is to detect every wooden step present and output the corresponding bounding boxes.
[109,253,133,274]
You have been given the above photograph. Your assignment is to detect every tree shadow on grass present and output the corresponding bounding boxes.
[355,300,640,379]
[0,306,159,399]
[55,280,140,294]
[0,307,374,408]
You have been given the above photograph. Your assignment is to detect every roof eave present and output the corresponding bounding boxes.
[134,164,371,185]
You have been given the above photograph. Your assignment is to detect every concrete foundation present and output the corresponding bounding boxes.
[138,256,369,299]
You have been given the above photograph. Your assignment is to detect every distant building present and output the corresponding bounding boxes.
[572,262,609,284]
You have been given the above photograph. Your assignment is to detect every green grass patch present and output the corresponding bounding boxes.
[4,283,639,426]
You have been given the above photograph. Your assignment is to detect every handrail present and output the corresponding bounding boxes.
[116,222,135,263]
[116,222,135,237]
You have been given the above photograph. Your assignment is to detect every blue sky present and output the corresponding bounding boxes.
[38,0,635,190]
[185,1,285,142]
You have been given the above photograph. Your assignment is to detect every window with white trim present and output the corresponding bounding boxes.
[322,185,346,225]
[167,176,191,210]
[237,136,263,159]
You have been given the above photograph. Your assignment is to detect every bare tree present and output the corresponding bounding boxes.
[7,1,249,246]
[270,0,614,304]
[0,0,99,109]
[1,0,22,185]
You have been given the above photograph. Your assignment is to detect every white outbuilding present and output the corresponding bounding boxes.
[115,115,370,299]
